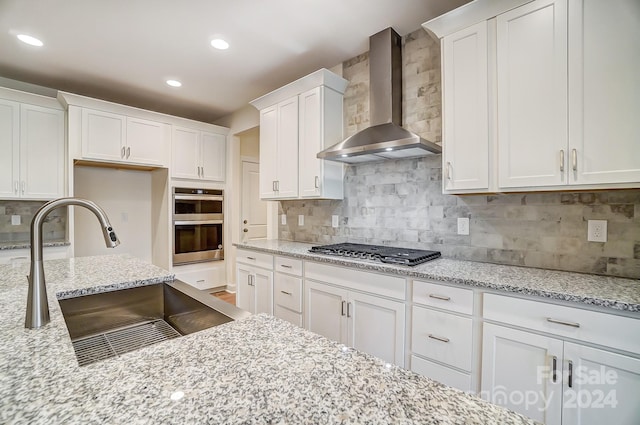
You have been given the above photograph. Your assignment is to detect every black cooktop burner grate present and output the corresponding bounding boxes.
[309,243,441,266]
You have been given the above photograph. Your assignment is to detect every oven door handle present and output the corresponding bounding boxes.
[174,195,224,201]
[174,220,223,225]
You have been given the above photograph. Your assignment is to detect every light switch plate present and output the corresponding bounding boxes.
[587,220,607,242]
[281,214,286,225]
[457,217,470,235]
[332,215,339,228]
[11,215,20,226]
[298,215,304,226]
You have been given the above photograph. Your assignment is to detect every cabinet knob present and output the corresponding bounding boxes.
[243,228,248,233]
[243,220,248,224]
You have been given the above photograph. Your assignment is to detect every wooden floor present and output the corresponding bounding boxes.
[211,291,236,305]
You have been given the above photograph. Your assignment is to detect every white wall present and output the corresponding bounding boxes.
[73,166,152,262]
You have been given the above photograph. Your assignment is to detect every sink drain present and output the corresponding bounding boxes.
[71,319,181,366]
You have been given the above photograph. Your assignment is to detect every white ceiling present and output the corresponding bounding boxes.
[0,0,469,123]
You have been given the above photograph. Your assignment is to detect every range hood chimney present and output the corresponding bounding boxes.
[317,27,441,164]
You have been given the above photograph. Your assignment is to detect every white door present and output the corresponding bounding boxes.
[298,87,322,197]
[241,161,267,243]
[305,280,348,344]
[236,265,255,313]
[0,99,19,198]
[254,268,273,315]
[172,126,200,179]
[348,291,405,367]
[20,104,64,199]
[482,323,563,424]
[568,0,640,185]
[275,96,299,198]
[561,342,640,425]
[497,0,568,189]
[442,21,489,192]
[81,108,126,162]
[201,131,226,181]
[259,105,278,199]
[126,117,166,166]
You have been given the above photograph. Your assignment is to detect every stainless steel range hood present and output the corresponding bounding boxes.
[318,27,441,164]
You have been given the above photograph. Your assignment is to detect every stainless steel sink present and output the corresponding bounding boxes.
[58,280,250,366]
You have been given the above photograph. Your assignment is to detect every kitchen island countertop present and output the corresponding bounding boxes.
[0,254,535,424]
[235,239,640,313]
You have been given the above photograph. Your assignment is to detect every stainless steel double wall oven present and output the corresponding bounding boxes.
[173,187,223,265]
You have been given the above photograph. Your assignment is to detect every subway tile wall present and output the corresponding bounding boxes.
[278,28,640,279]
[0,200,67,243]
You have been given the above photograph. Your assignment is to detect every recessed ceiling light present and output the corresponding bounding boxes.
[166,79,182,87]
[210,38,229,50]
[17,34,43,47]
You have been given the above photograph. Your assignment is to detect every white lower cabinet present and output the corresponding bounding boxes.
[273,256,303,327]
[305,279,405,367]
[236,262,273,315]
[482,293,640,424]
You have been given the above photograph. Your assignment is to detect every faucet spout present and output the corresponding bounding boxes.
[25,198,120,329]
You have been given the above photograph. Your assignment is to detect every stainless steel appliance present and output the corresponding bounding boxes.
[173,187,223,265]
[309,243,441,266]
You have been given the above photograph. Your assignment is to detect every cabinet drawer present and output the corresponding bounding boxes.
[274,274,302,313]
[411,355,472,393]
[484,293,640,354]
[412,306,473,371]
[274,256,302,276]
[274,305,303,327]
[413,280,473,315]
[236,249,273,270]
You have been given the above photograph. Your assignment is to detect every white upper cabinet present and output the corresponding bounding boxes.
[0,92,64,200]
[81,107,168,167]
[496,0,568,189]
[251,68,348,200]
[442,21,490,192]
[567,0,640,185]
[172,126,226,182]
[424,0,640,193]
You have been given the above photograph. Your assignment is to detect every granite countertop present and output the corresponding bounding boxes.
[234,240,640,313]
[0,240,71,250]
[0,254,535,424]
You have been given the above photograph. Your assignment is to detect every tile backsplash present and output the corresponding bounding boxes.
[0,200,67,243]
[278,156,640,279]
[277,27,640,279]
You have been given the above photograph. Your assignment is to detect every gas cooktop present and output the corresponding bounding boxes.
[309,243,441,266]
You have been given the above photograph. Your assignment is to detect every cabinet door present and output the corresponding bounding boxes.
[0,99,20,198]
[126,117,166,166]
[298,87,323,197]
[172,126,200,179]
[482,323,563,424]
[348,291,405,367]
[236,265,255,313]
[497,0,568,189]
[568,0,640,185]
[305,280,348,344]
[562,342,640,425]
[20,104,65,199]
[81,108,126,162]
[259,105,278,199]
[442,21,489,192]
[254,268,273,315]
[201,131,226,182]
[275,97,299,198]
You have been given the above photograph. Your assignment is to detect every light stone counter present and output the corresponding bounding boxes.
[0,254,536,424]
[235,240,640,313]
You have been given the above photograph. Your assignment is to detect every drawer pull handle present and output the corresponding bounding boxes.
[428,334,450,343]
[280,290,292,296]
[341,300,346,316]
[428,294,451,301]
[552,356,557,383]
[280,264,292,269]
[568,360,574,388]
[546,318,580,328]
[246,256,256,260]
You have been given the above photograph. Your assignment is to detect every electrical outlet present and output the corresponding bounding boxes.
[457,217,470,235]
[298,215,304,226]
[11,215,20,226]
[587,220,607,242]
[281,214,286,225]
[332,215,339,228]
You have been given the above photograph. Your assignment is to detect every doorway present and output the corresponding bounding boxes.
[241,160,267,242]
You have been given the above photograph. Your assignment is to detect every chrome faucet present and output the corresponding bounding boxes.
[25,198,120,329]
